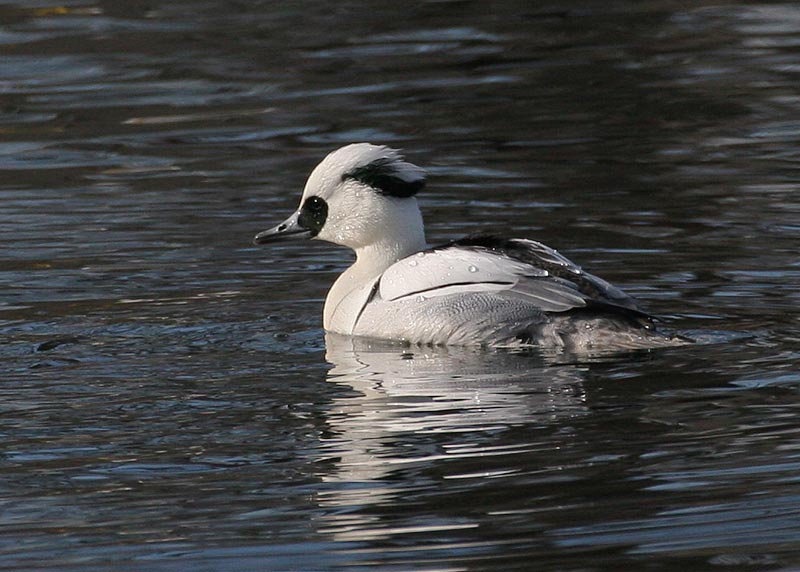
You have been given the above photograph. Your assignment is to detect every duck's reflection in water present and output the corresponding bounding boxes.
[315,333,591,542]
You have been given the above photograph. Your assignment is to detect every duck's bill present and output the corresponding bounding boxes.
[253,212,313,244]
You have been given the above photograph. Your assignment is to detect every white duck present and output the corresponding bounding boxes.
[254,143,687,350]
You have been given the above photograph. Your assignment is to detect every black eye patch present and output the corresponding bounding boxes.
[343,158,425,198]
[297,195,328,236]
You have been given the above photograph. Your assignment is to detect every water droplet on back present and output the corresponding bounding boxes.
[468,265,478,273]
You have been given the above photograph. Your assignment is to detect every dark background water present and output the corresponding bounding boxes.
[2,1,800,570]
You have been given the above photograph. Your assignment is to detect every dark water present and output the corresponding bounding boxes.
[2,1,800,570]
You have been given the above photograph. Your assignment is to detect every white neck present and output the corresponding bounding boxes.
[323,199,427,332]
[351,198,427,275]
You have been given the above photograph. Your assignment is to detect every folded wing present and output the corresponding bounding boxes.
[379,235,647,316]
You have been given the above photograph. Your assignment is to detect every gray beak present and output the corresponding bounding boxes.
[253,211,313,245]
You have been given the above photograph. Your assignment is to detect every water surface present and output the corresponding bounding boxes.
[1,1,800,570]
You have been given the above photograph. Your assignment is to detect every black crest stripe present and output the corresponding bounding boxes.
[343,158,425,198]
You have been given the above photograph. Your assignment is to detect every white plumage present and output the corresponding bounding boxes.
[254,143,687,351]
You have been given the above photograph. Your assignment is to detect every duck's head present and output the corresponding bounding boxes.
[254,143,427,252]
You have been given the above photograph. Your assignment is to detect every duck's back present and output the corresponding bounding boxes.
[351,236,685,350]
